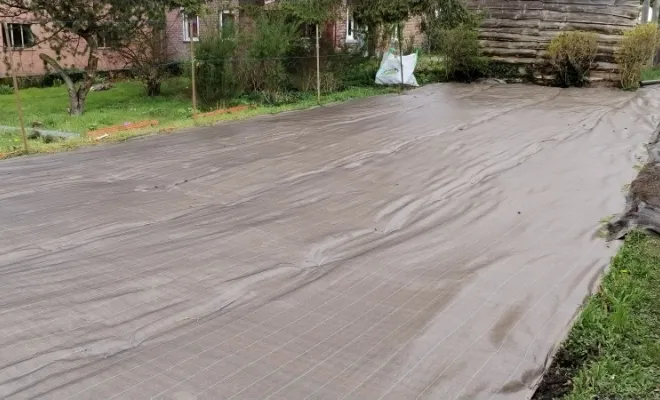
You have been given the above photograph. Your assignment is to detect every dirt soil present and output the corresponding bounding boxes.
[530,348,579,399]
[608,123,660,239]
[1,84,659,400]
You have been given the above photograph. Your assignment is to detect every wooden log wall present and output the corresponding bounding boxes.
[466,0,640,81]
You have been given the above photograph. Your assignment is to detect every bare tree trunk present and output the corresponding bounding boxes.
[367,23,377,58]
[643,0,650,23]
[147,78,161,96]
[69,91,86,115]
[76,37,99,115]
[39,37,98,116]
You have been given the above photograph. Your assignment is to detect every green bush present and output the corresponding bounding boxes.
[194,24,239,108]
[415,56,445,84]
[235,11,300,97]
[616,23,660,90]
[328,45,378,88]
[422,0,481,52]
[435,24,486,81]
[485,61,520,79]
[547,31,598,87]
[282,29,343,94]
[0,84,13,95]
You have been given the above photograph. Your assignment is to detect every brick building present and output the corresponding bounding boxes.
[1,1,424,78]
[0,17,124,78]
[165,0,424,61]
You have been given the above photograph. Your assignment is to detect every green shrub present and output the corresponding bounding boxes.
[282,30,342,93]
[195,24,239,108]
[328,46,378,88]
[0,84,13,95]
[485,61,520,79]
[415,56,445,84]
[547,31,598,87]
[435,24,486,81]
[616,23,660,90]
[235,11,300,96]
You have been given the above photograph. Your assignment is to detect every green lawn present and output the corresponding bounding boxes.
[534,231,660,399]
[642,67,660,81]
[0,78,194,134]
[0,79,396,157]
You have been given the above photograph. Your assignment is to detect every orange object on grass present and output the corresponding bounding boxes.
[87,120,159,139]
[196,105,249,119]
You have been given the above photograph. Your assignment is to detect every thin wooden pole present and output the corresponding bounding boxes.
[315,23,321,105]
[189,21,197,117]
[11,76,28,153]
[397,22,404,93]
[3,23,28,153]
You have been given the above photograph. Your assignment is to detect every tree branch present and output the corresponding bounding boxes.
[39,53,75,89]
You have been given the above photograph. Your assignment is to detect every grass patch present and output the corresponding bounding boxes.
[642,67,660,81]
[0,78,193,134]
[0,129,95,158]
[0,79,397,158]
[533,231,660,399]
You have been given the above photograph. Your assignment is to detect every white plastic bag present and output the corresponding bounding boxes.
[375,50,419,87]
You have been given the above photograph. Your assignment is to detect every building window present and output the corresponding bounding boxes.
[182,13,200,42]
[1,23,35,49]
[346,9,357,42]
[219,10,236,37]
[97,31,120,49]
[300,23,315,38]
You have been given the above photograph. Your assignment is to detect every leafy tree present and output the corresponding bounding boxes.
[419,0,480,53]
[0,0,202,115]
[348,0,427,56]
[194,21,238,107]
[279,0,342,25]
[350,0,426,25]
[424,0,478,30]
[277,0,342,101]
[111,12,175,96]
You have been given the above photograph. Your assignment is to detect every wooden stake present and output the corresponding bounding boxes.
[3,24,28,153]
[316,23,321,105]
[189,22,197,117]
[397,22,404,93]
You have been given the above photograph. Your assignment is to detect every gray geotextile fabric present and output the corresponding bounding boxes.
[1,84,659,400]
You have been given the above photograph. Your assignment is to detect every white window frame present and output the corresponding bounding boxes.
[345,8,357,43]
[300,23,315,39]
[219,10,235,30]
[97,32,111,49]
[3,23,33,49]
[182,13,200,42]
[219,9,237,38]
